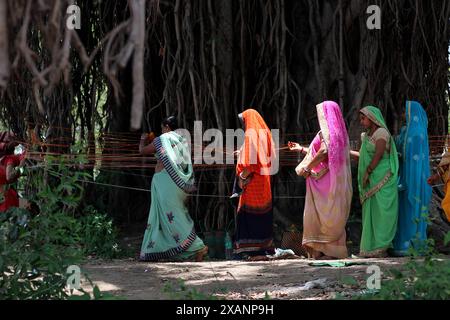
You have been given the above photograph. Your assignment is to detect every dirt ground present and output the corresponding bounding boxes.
[80,256,421,300]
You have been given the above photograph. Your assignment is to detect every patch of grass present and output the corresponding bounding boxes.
[337,234,450,300]
[163,279,220,300]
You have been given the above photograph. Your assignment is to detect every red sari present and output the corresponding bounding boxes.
[0,155,21,212]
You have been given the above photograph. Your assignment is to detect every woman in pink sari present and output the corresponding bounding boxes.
[289,101,352,259]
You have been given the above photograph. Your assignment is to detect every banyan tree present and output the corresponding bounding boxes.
[0,0,449,250]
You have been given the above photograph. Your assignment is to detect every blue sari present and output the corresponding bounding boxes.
[393,101,431,256]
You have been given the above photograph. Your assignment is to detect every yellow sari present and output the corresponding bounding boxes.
[438,160,450,222]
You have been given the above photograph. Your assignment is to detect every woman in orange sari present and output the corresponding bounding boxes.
[233,109,276,258]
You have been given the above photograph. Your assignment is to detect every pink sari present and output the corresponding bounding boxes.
[296,101,352,259]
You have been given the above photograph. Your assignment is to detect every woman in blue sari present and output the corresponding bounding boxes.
[393,101,431,256]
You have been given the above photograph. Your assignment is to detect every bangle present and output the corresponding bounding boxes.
[239,172,247,180]
[304,167,311,173]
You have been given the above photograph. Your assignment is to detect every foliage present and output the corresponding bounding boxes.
[30,156,91,215]
[163,279,220,300]
[33,157,126,260]
[340,234,450,300]
[357,258,450,300]
[79,206,123,259]
[0,207,82,299]
[0,156,123,299]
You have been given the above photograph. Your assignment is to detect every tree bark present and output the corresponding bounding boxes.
[0,0,10,89]
[129,0,146,130]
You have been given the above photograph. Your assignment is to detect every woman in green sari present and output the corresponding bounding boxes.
[138,116,208,262]
[351,106,399,258]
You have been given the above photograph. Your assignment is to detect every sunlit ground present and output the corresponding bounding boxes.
[78,256,429,300]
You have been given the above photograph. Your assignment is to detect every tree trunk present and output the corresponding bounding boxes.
[0,0,9,88]
[129,0,146,130]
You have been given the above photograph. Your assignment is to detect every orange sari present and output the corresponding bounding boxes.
[234,109,276,257]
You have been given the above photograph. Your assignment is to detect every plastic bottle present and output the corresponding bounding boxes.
[224,232,233,260]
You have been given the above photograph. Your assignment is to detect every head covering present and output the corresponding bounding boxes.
[237,109,276,176]
[316,101,350,177]
[360,106,388,128]
[0,132,17,157]
[153,131,196,193]
[397,101,431,207]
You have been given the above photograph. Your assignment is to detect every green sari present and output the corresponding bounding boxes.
[358,106,399,256]
[140,131,205,261]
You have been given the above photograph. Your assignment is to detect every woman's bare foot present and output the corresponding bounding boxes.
[305,247,323,260]
[195,246,208,262]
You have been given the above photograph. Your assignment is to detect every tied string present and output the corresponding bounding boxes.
[14,127,450,170]
[42,168,307,199]
[12,128,450,200]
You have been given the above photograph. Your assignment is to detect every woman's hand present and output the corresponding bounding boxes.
[288,141,302,152]
[19,157,26,168]
[139,134,156,155]
[350,150,360,161]
[141,133,149,142]
[363,170,370,188]
[427,174,439,186]
[295,166,311,178]
[238,173,252,189]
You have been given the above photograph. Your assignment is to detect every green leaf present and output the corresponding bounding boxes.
[68,293,91,300]
[341,275,358,286]
[390,268,404,279]
[93,285,101,299]
[444,232,450,246]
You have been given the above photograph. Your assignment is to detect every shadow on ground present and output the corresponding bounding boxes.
[80,256,425,300]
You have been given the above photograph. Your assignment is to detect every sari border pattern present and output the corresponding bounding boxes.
[154,136,196,193]
[360,170,393,204]
[140,228,198,261]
